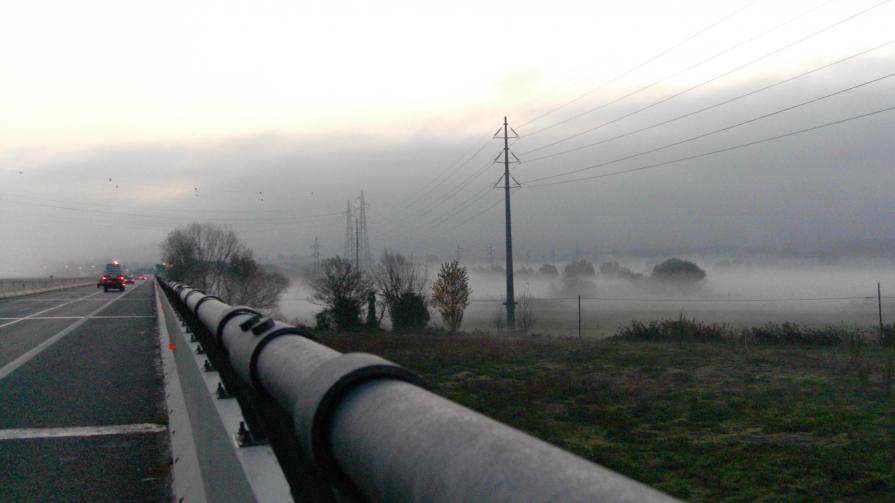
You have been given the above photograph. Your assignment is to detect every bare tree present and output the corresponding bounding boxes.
[517,292,536,334]
[371,250,427,326]
[160,223,288,312]
[221,249,290,311]
[161,223,243,292]
[431,260,470,333]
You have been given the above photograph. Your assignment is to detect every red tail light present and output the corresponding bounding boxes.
[118,275,125,281]
[101,275,107,280]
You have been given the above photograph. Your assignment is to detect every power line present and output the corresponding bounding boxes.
[396,135,495,214]
[468,295,889,303]
[392,138,519,227]
[0,190,340,216]
[520,38,895,165]
[521,70,895,185]
[0,197,346,223]
[515,0,762,130]
[522,104,895,188]
[519,0,888,154]
[411,184,493,231]
[439,191,509,234]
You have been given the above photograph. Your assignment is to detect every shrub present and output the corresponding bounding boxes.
[612,316,730,343]
[431,260,470,333]
[563,259,595,278]
[743,323,848,346]
[538,264,559,277]
[391,292,430,332]
[651,258,706,285]
[311,257,371,331]
[599,262,643,281]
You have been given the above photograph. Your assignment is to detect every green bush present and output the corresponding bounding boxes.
[613,318,863,347]
[611,316,730,343]
[744,323,850,347]
[391,292,430,332]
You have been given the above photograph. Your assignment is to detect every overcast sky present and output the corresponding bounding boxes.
[1,0,894,275]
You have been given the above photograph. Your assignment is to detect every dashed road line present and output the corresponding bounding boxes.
[0,423,166,441]
[0,315,154,320]
[0,290,105,330]
[0,284,144,380]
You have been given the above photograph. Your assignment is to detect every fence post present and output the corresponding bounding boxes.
[879,282,884,346]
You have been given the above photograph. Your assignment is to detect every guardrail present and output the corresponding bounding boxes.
[0,277,94,299]
[159,279,676,503]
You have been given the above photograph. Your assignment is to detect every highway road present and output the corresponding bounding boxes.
[0,281,169,502]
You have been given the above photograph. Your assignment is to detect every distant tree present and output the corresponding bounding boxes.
[516,266,536,277]
[372,250,428,330]
[559,259,597,296]
[220,249,290,311]
[651,258,706,285]
[431,260,471,333]
[599,262,643,281]
[391,292,430,332]
[365,291,380,330]
[160,223,288,312]
[563,259,596,279]
[538,264,559,277]
[311,257,371,331]
[160,222,242,292]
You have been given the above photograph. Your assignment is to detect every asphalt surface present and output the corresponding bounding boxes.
[0,281,169,502]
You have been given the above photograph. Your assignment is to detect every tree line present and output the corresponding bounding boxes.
[311,252,471,334]
[160,223,472,333]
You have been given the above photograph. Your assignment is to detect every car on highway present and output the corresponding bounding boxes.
[125,274,135,284]
[97,262,127,292]
[138,274,149,281]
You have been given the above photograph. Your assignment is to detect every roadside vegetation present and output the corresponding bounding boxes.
[159,222,289,311]
[321,331,895,502]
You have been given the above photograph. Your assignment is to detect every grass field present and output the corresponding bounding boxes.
[320,333,895,502]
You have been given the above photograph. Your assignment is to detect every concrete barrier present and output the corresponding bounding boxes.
[0,277,94,299]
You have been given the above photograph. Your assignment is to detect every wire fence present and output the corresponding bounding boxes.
[461,294,895,339]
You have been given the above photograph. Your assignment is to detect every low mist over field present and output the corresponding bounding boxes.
[278,253,894,336]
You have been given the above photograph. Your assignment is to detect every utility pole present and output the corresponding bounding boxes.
[879,282,885,345]
[578,295,582,340]
[355,218,360,271]
[456,245,462,261]
[495,116,520,330]
[344,200,354,260]
[312,237,320,275]
[358,191,372,272]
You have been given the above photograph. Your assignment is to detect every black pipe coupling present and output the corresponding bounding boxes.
[191,294,222,314]
[214,306,261,352]
[292,353,425,493]
[246,325,316,397]
[181,288,204,305]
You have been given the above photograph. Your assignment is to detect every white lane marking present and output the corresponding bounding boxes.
[0,316,154,321]
[2,298,148,302]
[89,315,154,319]
[0,289,105,329]
[0,423,166,441]
[0,283,145,380]
[0,317,83,320]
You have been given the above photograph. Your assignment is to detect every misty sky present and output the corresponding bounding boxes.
[1,0,894,275]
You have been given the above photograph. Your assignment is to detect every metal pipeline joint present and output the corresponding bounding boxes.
[166,280,676,503]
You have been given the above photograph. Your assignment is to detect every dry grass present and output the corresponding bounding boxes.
[321,332,895,502]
